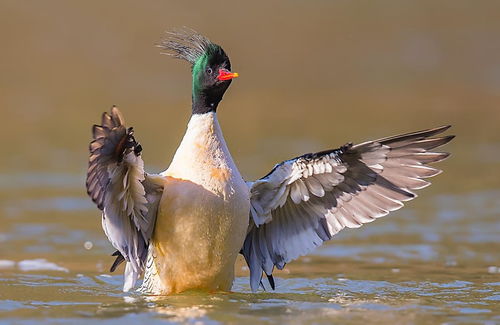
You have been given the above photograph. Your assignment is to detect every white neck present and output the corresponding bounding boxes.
[163,112,238,182]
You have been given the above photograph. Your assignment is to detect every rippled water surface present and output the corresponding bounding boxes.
[2,179,499,324]
[1,1,500,324]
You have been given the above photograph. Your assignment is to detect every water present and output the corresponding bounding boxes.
[1,1,500,324]
[1,179,499,324]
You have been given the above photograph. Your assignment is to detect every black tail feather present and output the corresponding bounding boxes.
[266,274,275,290]
[110,250,125,272]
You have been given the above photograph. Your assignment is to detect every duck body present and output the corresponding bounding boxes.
[86,29,453,295]
[143,112,250,294]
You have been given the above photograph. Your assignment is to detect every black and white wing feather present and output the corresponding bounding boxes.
[86,106,164,291]
[242,126,454,291]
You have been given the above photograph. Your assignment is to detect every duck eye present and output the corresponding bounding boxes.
[206,67,213,75]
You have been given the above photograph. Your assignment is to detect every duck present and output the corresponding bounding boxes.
[86,29,454,294]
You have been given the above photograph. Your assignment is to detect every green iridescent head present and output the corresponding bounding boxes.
[159,29,238,114]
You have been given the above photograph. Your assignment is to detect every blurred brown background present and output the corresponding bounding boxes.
[1,0,499,189]
[1,2,499,322]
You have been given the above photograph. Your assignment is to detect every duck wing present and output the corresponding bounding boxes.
[86,106,164,291]
[242,126,454,291]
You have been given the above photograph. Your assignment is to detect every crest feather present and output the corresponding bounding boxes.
[158,28,217,65]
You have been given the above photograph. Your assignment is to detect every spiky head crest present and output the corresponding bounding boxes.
[158,28,226,66]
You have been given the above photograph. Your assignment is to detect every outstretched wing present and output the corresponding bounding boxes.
[242,126,454,291]
[86,106,164,291]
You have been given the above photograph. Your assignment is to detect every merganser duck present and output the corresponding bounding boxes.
[86,29,454,294]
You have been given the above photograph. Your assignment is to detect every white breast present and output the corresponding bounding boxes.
[143,112,250,294]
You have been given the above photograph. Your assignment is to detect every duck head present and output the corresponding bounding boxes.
[159,29,238,114]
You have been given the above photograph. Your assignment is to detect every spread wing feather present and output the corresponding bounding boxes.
[86,106,164,291]
[243,125,454,291]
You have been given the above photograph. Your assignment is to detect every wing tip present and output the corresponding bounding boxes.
[374,124,454,147]
[441,134,455,144]
[436,124,452,133]
[418,124,452,136]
